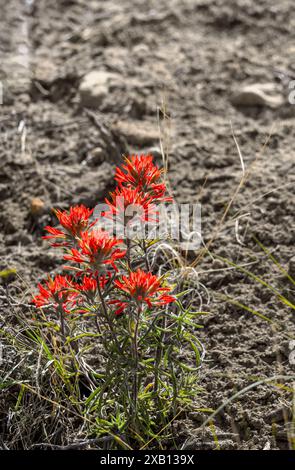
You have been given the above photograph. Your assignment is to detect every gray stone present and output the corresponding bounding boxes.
[79,70,120,108]
[231,83,284,108]
[34,58,59,84]
[84,147,107,166]
[113,120,159,145]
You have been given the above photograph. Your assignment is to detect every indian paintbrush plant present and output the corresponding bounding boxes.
[31,154,203,448]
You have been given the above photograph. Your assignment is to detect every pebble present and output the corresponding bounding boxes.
[113,120,159,145]
[84,147,106,166]
[34,58,58,85]
[79,70,121,108]
[30,197,45,216]
[231,83,284,108]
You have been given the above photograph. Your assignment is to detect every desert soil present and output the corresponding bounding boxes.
[0,0,294,450]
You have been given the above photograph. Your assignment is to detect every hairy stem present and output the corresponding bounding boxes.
[132,304,141,415]
[126,238,132,270]
[97,279,122,353]
[154,314,166,395]
[142,240,151,271]
[58,305,65,340]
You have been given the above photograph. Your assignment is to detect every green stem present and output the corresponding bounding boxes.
[58,304,65,340]
[97,280,122,353]
[154,315,166,396]
[142,240,151,271]
[126,238,132,270]
[132,304,141,415]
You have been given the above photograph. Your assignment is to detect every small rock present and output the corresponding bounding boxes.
[84,147,106,166]
[147,146,163,160]
[30,198,45,216]
[34,58,59,85]
[113,120,159,145]
[79,70,121,108]
[231,83,284,108]
[132,43,150,56]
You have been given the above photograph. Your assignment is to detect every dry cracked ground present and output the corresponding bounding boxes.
[0,0,295,450]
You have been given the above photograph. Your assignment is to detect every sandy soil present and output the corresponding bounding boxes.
[0,0,294,449]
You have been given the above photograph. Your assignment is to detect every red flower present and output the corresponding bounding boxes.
[32,275,77,311]
[115,155,161,187]
[75,274,110,294]
[114,155,172,202]
[64,229,126,271]
[43,205,94,246]
[76,275,97,293]
[108,299,128,316]
[105,186,155,224]
[72,275,111,312]
[43,226,67,246]
[112,268,175,313]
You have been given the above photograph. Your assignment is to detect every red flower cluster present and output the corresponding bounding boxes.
[76,275,108,294]
[64,229,126,272]
[109,269,175,315]
[114,154,171,202]
[104,186,154,224]
[43,205,94,246]
[32,275,77,311]
[33,155,175,319]
[104,155,172,226]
